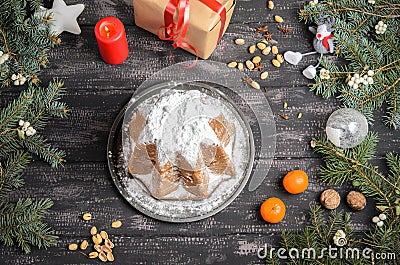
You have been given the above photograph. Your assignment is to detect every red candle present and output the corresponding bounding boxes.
[94,17,129,65]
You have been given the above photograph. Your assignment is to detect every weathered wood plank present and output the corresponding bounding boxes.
[2,233,277,265]
[7,158,377,236]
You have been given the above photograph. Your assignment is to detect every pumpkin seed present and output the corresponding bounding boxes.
[101,245,112,253]
[260,72,269,80]
[297,113,303,119]
[82,213,92,221]
[92,234,102,245]
[283,102,288,109]
[268,0,275,10]
[245,60,255,70]
[277,54,284,63]
[251,81,260,89]
[227,61,237,68]
[261,39,269,45]
[100,230,108,240]
[262,46,271,55]
[80,240,88,250]
[235,38,245,45]
[257,42,267,50]
[68,243,78,251]
[237,62,244,71]
[275,15,284,23]
[272,59,281,67]
[105,239,115,249]
[271,46,278,54]
[99,251,107,262]
[107,252,115,262]
[89,252,99,259]
[252,56,261,64]
[94,244,102,252]
[90,226,97,235]
[111,220,122,228]
[248,45,256,54]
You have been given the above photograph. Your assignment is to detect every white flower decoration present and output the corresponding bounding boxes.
[319,68,331,80]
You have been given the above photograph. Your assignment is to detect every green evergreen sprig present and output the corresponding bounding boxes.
[312,133,400,207]
[0,198,58,254]
[299,0,400,128]
[0,80,67,167]
[312,133,400,263]
[266,205,368,264]
[0,79,68,253]
[269,134,400,264]
[0,0,60,88]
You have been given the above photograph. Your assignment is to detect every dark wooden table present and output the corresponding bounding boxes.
[2,0,399,264]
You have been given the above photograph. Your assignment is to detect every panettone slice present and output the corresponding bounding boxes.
[129,111,147,142]
[175,152,209,199]
[150,162,180,199]
[209,113,236,146]
[200,143,235,176]
[128,143,157,175]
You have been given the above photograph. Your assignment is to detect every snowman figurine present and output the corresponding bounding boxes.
[284,14,335,79]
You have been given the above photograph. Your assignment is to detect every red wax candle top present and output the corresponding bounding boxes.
[95,16,129,64]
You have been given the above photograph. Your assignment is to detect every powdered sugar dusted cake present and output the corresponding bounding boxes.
[127,89,241,200]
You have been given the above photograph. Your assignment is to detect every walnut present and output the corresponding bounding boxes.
[320,189,340,210]
[346,191,366,211]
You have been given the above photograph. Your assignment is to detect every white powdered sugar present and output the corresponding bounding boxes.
[138,89,224,167]
[120,86,251,220]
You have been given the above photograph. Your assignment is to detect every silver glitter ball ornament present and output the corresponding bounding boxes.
[325,108,368,148]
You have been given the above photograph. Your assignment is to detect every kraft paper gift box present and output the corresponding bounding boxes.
[133,0,236,59]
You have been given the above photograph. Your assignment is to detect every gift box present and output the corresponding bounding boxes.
[133,0,236,59]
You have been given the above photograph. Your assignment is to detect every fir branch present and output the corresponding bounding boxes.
[273,205,365,264]
[22,134,65,167]
[0,151,29,199]
[0,88,33,131]
[0,80,68,167]
[309,133,400,263]
[0,198,58,254]
[300,3,400,20]
[29,79,68,130]
[0,78,67,253]
[300,0,400,128]
[0,0,60,88]
[386,152,400,198]
[312,133,399,207]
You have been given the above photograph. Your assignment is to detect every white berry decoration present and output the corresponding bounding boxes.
[309,0,318,7]
[11,73,27,86]
[368,0,375,4]
[348,72,374,88]
[367,70,374,76]
[0,50,10,65]
[372,214,386,227]
[18,120,37,137]
[372,216,380,223]
[375,21,387,34]
[379,213,387,221]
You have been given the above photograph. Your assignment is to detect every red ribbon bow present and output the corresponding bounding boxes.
[158,0,227,67]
